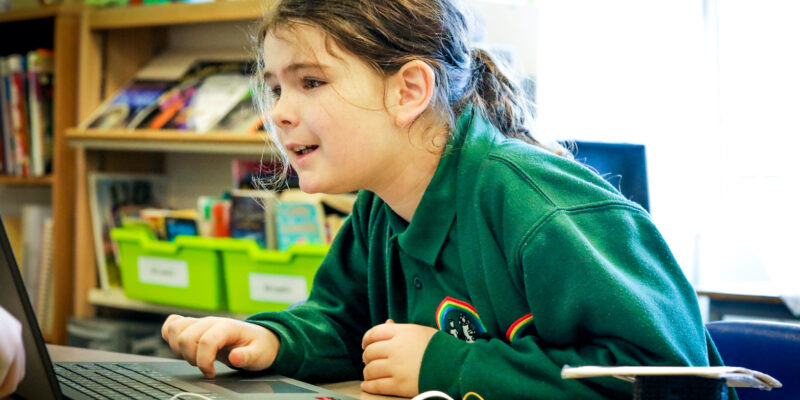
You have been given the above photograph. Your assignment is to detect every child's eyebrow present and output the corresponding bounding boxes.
[263,63,328,80]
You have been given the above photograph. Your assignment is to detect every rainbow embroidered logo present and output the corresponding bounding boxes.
[505,313,533,342]
[436,297,486,343]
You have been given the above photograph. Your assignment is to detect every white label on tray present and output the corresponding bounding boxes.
[248,273,308,304]
[138,257,189,288]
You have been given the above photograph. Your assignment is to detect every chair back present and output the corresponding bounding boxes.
[707,320,800,400]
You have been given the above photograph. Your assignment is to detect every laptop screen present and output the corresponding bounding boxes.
[0,216,62,399]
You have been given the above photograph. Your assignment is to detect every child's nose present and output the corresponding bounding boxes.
[269,97,299,129]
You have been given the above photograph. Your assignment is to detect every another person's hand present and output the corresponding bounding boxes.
[0,307,25,397]
[361,319,437,397]
[161,315,280,379]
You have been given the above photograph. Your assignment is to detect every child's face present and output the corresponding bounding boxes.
[263,25,403,194]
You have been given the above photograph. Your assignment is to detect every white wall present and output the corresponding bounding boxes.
[465,0,539,77]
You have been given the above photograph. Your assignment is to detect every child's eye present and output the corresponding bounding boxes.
[303,78,326,90]
[270,86,281,99]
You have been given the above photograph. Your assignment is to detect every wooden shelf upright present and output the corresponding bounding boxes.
[0,4,82,344]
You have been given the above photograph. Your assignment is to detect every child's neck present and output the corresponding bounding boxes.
[373,141,443,223]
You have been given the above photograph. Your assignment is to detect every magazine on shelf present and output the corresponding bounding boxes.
[81,50,259,133]
[185,63,252,132]
[213,90,262,133]
[88,173,166,290]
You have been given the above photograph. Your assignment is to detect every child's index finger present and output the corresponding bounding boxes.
[361,322,397,349]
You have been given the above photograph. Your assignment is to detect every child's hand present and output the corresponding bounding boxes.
[161,315,280,379]
[360,319,438,397]
[0,307,25,397]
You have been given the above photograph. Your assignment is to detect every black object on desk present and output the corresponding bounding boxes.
[634,376,728,400]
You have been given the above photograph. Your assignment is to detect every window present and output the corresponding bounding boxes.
[535,0,800,289]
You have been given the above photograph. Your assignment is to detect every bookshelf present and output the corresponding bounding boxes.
[0,3,81,24]
[0,175,54,186]
[71,1,274,320]
[89,288,248,320]
[88,0,265,29]
[0,4,81,344]
[67,128,267,154]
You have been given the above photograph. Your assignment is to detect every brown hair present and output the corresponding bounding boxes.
[254,0,570,178]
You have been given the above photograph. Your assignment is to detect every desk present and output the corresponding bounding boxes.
[46,345,398,400]
[697,284,799,322]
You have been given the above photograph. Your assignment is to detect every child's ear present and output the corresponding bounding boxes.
[388,60,436,128]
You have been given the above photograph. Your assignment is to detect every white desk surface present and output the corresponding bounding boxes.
[46,344,398,400]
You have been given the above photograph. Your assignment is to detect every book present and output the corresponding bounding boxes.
[81,50,206,130]
[196,196,220,237]
[86,80,172,130]
[26,49,54,177]
[0,57,15,175]
[186,69,252,133]
[21,204,51,312]
[229,189,277,249]
[6,55,30,177]
[136,54,251,131]
[165,216,199,241]
[274,200,327,251]
[34,217,54,332]
[89,173,166,290]
[276,189,355,249]
[212,90,262,133]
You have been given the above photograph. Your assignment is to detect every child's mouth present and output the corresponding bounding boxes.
[292,145,319,155]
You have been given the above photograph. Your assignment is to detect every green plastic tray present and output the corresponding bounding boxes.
[216,240,328,314]
[111,227,328,313]
[111,227,228,310]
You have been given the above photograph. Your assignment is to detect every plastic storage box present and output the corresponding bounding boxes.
[110,227,329,313]
[217,240,328,314]
[111,227,228,310]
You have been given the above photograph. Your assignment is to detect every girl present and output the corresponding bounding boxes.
[162,0,733,399]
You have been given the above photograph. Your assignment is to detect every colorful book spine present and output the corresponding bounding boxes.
[6,55,30,177]
[0,57,17,175]
[25,49,54,177]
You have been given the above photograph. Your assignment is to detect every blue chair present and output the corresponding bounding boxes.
[707,320,800,400]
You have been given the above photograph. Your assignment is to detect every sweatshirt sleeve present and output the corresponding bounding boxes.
[419,204,716,400]
[245,200,371,383]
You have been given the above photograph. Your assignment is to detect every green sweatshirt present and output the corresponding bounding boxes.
[247,106,735,399]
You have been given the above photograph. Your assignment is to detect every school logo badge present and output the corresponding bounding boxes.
[505,313,534,343]
[435,297,486,343]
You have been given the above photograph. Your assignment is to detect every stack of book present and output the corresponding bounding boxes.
[0,49,55,178]
[82,50,265,134]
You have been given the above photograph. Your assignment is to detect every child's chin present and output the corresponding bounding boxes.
[298,178,324,194]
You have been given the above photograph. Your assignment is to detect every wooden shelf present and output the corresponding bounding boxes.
[0,4,81,24]
[89,288,248,319]
[0,175,54,186]
[89,0,269,29]
[67,128,270,154]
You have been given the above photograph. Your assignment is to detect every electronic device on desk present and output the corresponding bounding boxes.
[573,141,650,212]
[0,215,357,400]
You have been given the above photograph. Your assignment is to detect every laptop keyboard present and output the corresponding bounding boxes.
[54,362,218,400]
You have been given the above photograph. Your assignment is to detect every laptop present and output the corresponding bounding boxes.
[0,216,356,400]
